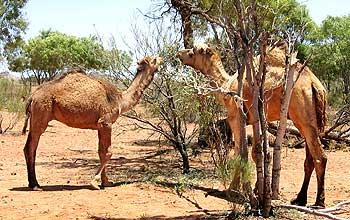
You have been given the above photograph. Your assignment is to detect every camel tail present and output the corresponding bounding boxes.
[312,83,327,134]
[22,96,32,135]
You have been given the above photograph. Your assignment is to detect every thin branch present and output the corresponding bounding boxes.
[280,204,349,220]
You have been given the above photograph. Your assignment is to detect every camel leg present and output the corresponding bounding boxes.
[291,143,314,206]
[24,131,43,190]
[292,126,327,208]
[226,113,242,190]
[90,127,113,189]
[227,113,241,158]
[309,141,327,208]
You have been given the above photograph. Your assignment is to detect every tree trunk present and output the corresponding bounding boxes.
[177,142,190,174]
[258,40,272,217]
[170,0,194,49]
[272,52,299,199]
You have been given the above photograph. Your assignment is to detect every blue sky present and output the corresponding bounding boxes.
[300,0,349,24]
[24,0,349,48]
[2,0,347,74]
[23,0,350,52]
[23,0,153,50]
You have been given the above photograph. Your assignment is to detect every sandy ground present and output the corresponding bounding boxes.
[0,112,349,220]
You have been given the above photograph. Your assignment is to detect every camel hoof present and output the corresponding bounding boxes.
[90,180,101,190]
[291,197,307,206]
[102,181,114,187]
[31,186,43,191]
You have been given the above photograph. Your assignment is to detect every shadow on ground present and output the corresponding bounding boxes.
[89,211,228,220]
[9,180,140,192]
[10,184,93,191]
[33,145,215,184]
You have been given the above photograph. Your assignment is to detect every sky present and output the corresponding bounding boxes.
[23,0,154,51]
[299,0,349,24]
[3,0,347,75]
[23,0,349,50]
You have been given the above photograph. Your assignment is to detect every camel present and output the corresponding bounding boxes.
[22,56,163,190]
[177,44,327,207]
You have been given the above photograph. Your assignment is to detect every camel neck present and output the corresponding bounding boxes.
[120,69,155,113]
[202,59,233,88]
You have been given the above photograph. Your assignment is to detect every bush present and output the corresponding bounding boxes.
[0,77,29,133]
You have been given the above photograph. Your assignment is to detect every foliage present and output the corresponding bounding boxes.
[131,42,201,174]
[163,0,316,216]
[0,0,28,61]
[216,156,253,190]
[96,35,133,85]
[7,30,115,84]
[306,15,350,106]
[121,19,202,174]
[0,76,29,133]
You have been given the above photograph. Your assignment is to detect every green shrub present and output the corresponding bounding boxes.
[0,77,29,112]
[216,156,254,190]
[0,77,30,133]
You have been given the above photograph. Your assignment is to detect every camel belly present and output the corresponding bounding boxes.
[52,103,101,129]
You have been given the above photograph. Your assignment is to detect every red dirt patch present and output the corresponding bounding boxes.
[0,113,349,219]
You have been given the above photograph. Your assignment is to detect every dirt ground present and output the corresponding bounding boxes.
[0,112,349,220]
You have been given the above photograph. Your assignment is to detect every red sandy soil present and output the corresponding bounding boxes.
[0,112,349,219]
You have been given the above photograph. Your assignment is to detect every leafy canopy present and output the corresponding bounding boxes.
[0,0,28,60]
[7,30,114,83]
[306,15,350,105]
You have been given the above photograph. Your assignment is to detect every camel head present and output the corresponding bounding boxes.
[136,56,163,74]
[177,44,221,77]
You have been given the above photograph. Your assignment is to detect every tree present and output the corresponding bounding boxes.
[0,0,28,61]
[164,0,314,216]
[306,15,350,105]
[121,20,200,174]
[7,30,112,84]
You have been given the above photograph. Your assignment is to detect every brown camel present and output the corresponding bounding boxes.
[23,56,163,190]
[177,44,327,207]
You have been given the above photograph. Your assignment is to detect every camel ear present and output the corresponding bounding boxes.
[137,58,149,66]
[198,48,205,54]
[205,47,214,55]
[154,57,163,65]
[151,57,160,65]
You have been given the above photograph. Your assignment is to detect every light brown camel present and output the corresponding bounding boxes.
[177,44,327,207]
[23,56,163,190]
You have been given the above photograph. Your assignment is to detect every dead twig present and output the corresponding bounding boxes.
[280,203,350,220]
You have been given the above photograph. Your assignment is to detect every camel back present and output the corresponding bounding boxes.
[266,46,286,67]
[258,46,327,133]
[254,47,287,89]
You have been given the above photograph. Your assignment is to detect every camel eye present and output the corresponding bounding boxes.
[189,51,194,57]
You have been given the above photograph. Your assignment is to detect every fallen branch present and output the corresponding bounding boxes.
[205,188,248,205]
[280,204,349,220]
[319,200,350,213]
[268,122,350,146]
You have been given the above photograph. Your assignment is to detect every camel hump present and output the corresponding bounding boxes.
[56,67,86,80]
[266,47,286,67]
[312,83,327,133]
[64,67,86,74]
